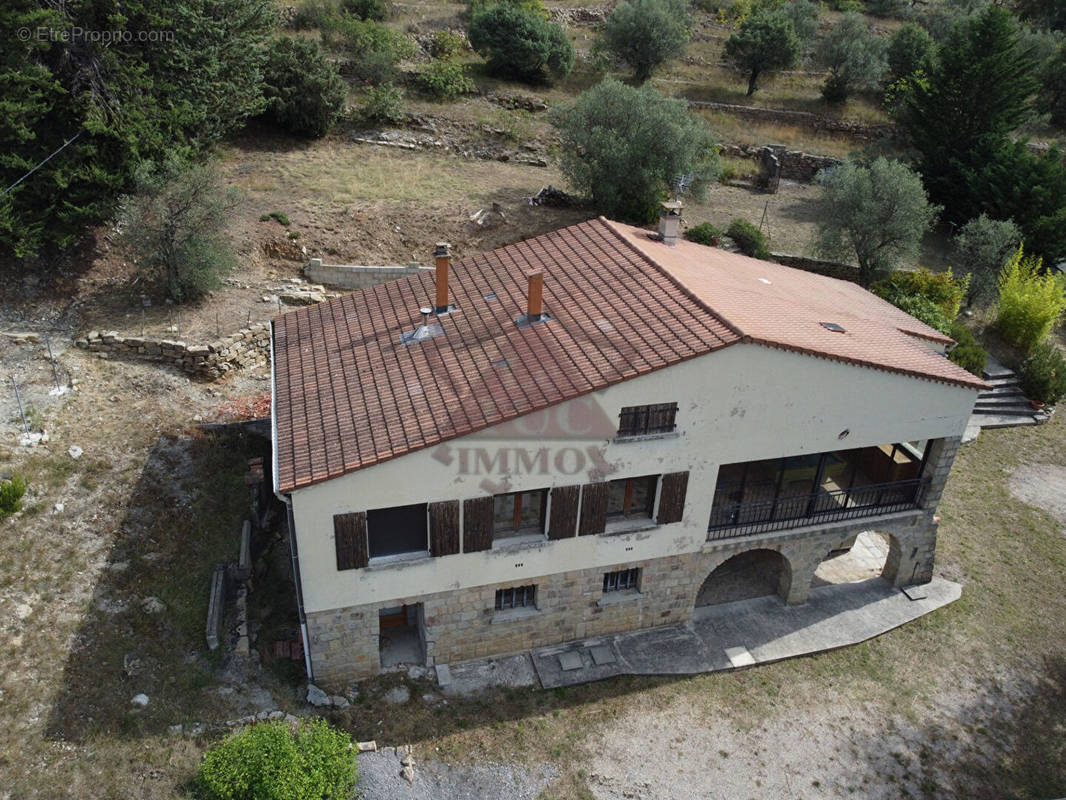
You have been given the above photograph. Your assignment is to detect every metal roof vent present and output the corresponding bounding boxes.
[401,306,445,345]
[820,321,846,333]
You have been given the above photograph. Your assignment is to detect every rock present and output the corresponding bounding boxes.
[406,665,427,680]
[14,603,32,620]
[168,724,183,735]
[3,332,40,344]
[68,445,83,459]
[52,503,64,514]
[268,710,285,720]
[131,693,149,709]
[108,561,130,573]
[329,695,350,709]
[142,597,165,614]
[384,686,410,704]
[306,684,330,707]
[421,693,442,704]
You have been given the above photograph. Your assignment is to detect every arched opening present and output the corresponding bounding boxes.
[811,531,893,588]
[695,549,792,607]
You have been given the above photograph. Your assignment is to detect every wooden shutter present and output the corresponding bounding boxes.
[463,496,494,552]
[657,471,689,524]
[548,485,580,540]
[429,500,460,557]
[333,511,367,570]
[579,482,608,535]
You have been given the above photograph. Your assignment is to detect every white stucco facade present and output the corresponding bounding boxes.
[285,342,977,616]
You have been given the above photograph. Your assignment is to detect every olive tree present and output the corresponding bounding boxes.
[724,10,802,96]
[552,78,719,223]
[952,215,1023,305]
[601,0,692,83]
[814,158,940,286]
[818,12,887,101]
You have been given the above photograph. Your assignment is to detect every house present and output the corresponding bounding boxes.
[270,210,985,685]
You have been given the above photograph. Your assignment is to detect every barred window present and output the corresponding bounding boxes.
[617,403,678,437]
[495,585,536,611]
[603,568,640,593]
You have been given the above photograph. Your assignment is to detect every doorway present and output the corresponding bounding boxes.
[379,603,426,668]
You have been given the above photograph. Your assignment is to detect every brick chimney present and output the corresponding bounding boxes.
[434,242,451,314]
[526,271,544,322]
[658,201,683,246]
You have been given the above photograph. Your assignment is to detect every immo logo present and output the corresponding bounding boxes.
[430,396,617,494]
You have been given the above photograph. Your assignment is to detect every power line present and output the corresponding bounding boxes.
[0,131,82,198]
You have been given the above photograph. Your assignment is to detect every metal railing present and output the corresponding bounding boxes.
[707,478,928,540]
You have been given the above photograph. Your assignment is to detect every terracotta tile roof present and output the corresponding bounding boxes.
[273,217,985,492]
[272,218,739,492]
[606,220,988,394]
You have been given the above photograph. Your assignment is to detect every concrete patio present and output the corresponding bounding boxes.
[436,576,962,694]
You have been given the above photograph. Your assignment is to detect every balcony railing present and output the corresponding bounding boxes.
[707,478,928,540]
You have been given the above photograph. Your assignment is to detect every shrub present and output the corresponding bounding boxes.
[995,246,1066,352]
[0,474,27,519]
[263,37,347,137]
[468,4,574,84]
[417,60,475,101]
[866,0,908,19]
[947,322,987,376]
[197,719,356,800]
[260,211,291,226]
[1019,341,1066,405]
[886,22,937,84]
[552,78,719,222]
[601,0,692,83]
[685,222,722,246]
[871,268,969,321]
[727,218,770,259]
[361,83,406,124]
[118,157,239,303]
[889,294,954,335]
[818,12,887,102]
[292,0,341,29]
[952,214,1022,306]
[321,15,416,84]
[342,0,389,21]
[431,29,470,60]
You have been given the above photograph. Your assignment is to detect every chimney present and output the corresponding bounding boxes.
[526,271,544,322]
[434,242,451,314]
[658,200,683,246]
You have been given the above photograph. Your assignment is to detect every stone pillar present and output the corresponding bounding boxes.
[920,436,962,512]
[882,513,938,587]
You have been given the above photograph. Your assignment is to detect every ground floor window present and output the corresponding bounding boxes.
[495,584,536,611]
[607,475,657,520]
[603,567,640,593]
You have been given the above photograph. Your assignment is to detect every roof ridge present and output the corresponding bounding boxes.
[596,217,749,343]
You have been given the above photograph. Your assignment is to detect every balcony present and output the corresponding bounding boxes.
[708,443,930,540]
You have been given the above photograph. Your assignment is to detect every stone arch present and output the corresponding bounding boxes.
[695,549,793,607]
[810,530,894,589]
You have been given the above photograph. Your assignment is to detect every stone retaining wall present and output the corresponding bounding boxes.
[720,143,842,183]
[303,258,433,291]
[690,99,897,142]
[74,322,270,380]
[770,252,860,282]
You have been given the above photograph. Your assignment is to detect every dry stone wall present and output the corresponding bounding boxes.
[719,143,842,183]
[74,323,270,380]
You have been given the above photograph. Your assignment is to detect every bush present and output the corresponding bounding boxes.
[886,22,937,84]
[197,719,356,800]
[430,29,470,60]
[260,211,291,226]
[292,0,341,29]
[871,268,969,321]
[468,0,549,18]
[417,60,475,100]
[866,0,908,19]
[995,245,1066,352]
[818,12,887,102]
[685,222,722,246]
[947,322,987,376]
[952,214,1022,306]
[263,37,347,137]
[552,78,719,222]
[360,83,406,123]
[320,15,416,84]
[889,294,954,335]
[468,4,574,84]
[601,0,692,83]
[118,157,239,303]
[1019,341,1066,405]
[727,218,771,259]
[0,474,27,519]
[342,0,389,20]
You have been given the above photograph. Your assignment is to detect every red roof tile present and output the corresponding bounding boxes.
[273,217,985,492]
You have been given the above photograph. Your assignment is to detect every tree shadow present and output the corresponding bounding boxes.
[44,428,264,743]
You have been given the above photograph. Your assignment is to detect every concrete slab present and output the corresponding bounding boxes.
[440,652,538,697]
[450,578,962,692]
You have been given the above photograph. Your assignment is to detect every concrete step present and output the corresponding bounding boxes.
[973,413,1041,429]
[983,355,1014,381]
[973,404,1040,417]
[983,376,1021,389]
[974,395,1032,407]
[979,385,1027,398]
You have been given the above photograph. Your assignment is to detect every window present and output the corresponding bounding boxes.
[493,489,547,538]
[617,403,678,437]
[366,503,428,558]
[607,475,657,520]
[495,585,536,610]
[603,568,640,593]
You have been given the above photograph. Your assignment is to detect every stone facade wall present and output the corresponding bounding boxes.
[720,143,842,183]
[303,258,433,291]
[305,436,961,687]
[74,323,270,380]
